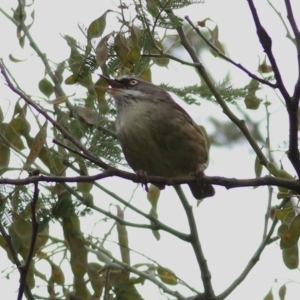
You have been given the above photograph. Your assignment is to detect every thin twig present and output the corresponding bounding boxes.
[184,16,277,89]
[284,0,300,103]
[267,0,295,45]
[262,103,273,239]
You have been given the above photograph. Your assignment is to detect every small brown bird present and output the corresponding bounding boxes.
[101,75,215,199]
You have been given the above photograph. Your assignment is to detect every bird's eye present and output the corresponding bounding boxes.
[129,79,138,86]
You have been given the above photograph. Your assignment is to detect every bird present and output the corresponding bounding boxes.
[100,75,215,199]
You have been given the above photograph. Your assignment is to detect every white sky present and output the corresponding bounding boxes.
[1,0,300,299]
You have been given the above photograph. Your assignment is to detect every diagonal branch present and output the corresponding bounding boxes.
[174,185,215,299]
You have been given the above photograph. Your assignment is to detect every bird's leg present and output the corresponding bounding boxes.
[195,164,206,184]
[135,170,149,192]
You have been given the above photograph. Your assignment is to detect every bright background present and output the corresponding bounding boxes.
[0,0,300,299]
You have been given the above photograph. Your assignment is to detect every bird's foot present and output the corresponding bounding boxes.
[136,170,149,192]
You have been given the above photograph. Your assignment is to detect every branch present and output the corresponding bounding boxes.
[174,186,215,299]
[0,172,300,195]
[267,0,295,45]
[184,16,277,89]
[246,1,300,177]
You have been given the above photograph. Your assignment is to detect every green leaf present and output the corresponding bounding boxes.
[282,243,299,269]
[24,121,48,169]
[38,78,54,98]
[95,34,111,66]
[0,144,10,176]
[157,267,178,285]
[1,123,25,150]
[87,10,110,40]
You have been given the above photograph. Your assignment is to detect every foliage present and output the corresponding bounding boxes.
[0,1,300,300]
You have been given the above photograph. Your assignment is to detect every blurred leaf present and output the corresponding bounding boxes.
[152,230,161,241]
[8,54,26,63]
[130,24,141,45]
[157,267,178,285]
[50,263,65,285]
[254,156,263,178]
[209,25,225,56]
[147,184,160,211]
[151,40,169,67]
[263,288,274,300]
[0,144,10,176]
[48,94,74,105]
[279,284,286,300]
[12,212,32,248]
[197,18,210,27]
[259,56,273,73]
[76,106,98,125]
[282,243,299,269]
[244,94,261,110]
[114,31,130,66]
[280,213,300,249]
[127,45,141,64]
[10,117,30,136]
[248,79,260,94]
[94,76,109,102]
[116,206,130,265]
[54,61,65,84]
[64,74,78,85]
[275,207,294,222]
[1,123,25,150]
[87,10,110,40]
[95,34,111,66]
[24,121,48,169]
[38,78,54,98]
[139,68,152,81]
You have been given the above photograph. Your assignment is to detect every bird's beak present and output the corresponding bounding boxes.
[99,75,124,89]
